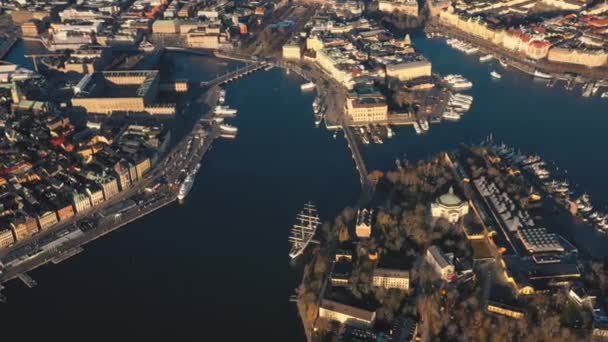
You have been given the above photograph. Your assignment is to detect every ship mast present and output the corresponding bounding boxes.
[289,202,320,258]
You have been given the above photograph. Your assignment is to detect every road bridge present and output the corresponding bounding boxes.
[341,119,375,206]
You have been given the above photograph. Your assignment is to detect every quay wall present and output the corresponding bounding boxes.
[426,20,608,80]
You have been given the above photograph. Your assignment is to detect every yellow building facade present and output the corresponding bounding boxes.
[386,60,432,81]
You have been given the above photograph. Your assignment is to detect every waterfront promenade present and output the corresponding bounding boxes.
[426,21,608,81]
[0,82,221,292]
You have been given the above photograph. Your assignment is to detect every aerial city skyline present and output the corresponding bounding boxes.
[1,0,608,340]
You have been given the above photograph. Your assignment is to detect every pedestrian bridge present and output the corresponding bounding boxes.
[199,62,269,87]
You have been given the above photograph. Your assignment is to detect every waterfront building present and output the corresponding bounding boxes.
[282,42,302,59]
[186,32,224,49]
[547,47,608,68]
[372,268,410,290]
[345,91,388,124]
[9,216,39,241]
[319,299,376,327]
[71,70,175,116]
[315,48,356,89]
[99,175,119,200]
[430,187,469,224]
[502,29,551,60]
[10,221,31,241]
[114,161,133,191]
[37,210,58,231]
[386,60,432,81]
[516,227,565,254]
[355,208,373,238]
[0,229,15,249]
[501,255,580,294]
[135,158,151,180]
[21,20,43,37]
[152,19,179,34]
[425,245,455,281]
[378,0,419,16]
[56,204,75,221]
[72,191,92,213]
[86,187,105,207]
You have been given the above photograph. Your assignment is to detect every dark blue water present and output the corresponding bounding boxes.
[362,33,608,257]
[0,56,359,341]
[3,40,46,70]
[2,36,608,340]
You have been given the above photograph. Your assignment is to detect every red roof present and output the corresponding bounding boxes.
[589,18,608,27]
[530,41,550,48]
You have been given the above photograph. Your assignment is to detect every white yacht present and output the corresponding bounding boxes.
[490,71,502,79]
[442,110,461,121]
[300,82,316,91]
[219,124,238,133]
[479,54,494,62]
[214,105,237,116]
[533,70,552,79]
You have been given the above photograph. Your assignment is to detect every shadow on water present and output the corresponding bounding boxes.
[0,58,360,341]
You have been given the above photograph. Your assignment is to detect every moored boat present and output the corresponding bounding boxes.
[219,124,238,133]
[479,54,494,62]
[301,82,316,91]
[289,202,321,260]
[533,70,552,79]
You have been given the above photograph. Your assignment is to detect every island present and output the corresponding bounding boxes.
[295,144,608,341]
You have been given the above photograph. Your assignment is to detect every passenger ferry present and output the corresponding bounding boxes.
[178,163,201,202]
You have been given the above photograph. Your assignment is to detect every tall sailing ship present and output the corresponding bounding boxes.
[288,202,321,260]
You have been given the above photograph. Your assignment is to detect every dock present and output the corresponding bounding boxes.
[17,273,37,288]
[51,247,83,264]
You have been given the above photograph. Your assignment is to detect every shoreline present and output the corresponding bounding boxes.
[0,80,220,293]
[425,20,608,83]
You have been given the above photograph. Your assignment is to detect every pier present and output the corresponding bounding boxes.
[17,273,37,288]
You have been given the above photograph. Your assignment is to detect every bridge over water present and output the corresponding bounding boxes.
[342,119,375,207]
[199,62,268,87]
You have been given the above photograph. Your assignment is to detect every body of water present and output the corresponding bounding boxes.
[2,35,608,340]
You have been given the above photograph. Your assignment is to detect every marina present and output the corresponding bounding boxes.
[2,22,608,340]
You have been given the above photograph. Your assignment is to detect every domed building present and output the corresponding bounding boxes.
[431,187,469,224]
